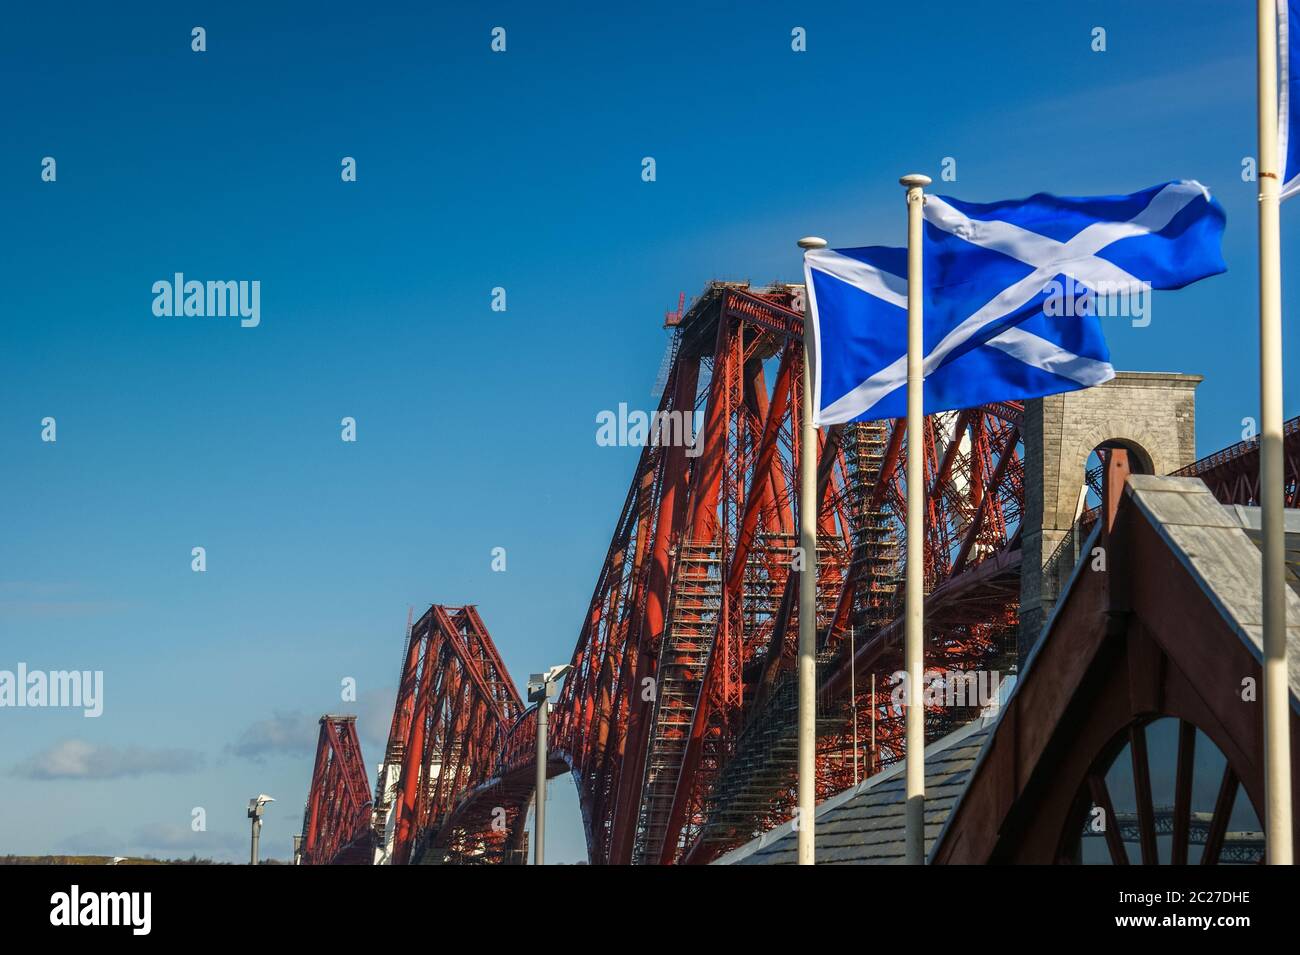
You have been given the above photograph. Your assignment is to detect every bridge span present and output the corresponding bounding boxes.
[300,282,1300,865]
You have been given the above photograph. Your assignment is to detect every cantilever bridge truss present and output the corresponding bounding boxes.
[549,283,1024,865]
[300,282,1300,866]
[300,716,375,865]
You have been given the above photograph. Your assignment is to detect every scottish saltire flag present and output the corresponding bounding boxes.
[804,180,1226,425]
[1280,0,1300,198]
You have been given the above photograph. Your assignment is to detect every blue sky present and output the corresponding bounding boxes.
[0,1,1295,864]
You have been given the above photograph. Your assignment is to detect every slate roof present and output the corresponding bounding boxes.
[714,717,992,865]
[1224,502,1300,598]
[1124,477,1300,704]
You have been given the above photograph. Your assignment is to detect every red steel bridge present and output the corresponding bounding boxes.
[300,282,1300,865]
[299,716,374,865]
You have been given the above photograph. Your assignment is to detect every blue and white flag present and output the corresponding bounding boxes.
[804,180,1226,425]
[1279,0,1300,198]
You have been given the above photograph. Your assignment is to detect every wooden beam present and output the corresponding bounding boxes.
[1087,773,1129,865]
[1171,720,1196,865]
[1201,765,1240,865]
[1129,723,1158,865]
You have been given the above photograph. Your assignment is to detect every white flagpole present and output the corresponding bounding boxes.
[1257,0,1294,865]
[797,235,828,865]
[900,173,931,865]
[851,625,859,786]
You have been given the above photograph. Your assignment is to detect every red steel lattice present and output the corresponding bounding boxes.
[544,283,1022,864]
[382,605,526,864]
[299,716,376,865]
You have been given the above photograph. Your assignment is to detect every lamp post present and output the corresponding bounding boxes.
[528,663,572,865]
[247,794,274,866]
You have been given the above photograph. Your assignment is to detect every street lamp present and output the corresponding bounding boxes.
[528,664,572,866]
[247,794,274,865]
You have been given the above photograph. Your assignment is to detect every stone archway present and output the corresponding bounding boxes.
[1019,372,1201,656]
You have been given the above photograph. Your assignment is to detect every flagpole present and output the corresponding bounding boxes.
[796,235,827,866]
[851,625,859,786]
[1257,0,1293,866]
[900,173,931,865]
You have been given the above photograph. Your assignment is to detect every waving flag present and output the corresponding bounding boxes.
[804,180,1226,425]
[1281,0,1300,198]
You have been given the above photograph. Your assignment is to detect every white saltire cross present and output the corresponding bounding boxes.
[810,180,1207,424]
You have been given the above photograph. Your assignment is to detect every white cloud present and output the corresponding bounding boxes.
[226,710,318,762]
[13,739,203,780]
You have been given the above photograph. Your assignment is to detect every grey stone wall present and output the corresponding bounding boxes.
[1018,372,1202,661]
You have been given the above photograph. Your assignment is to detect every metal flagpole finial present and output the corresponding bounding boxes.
[899,173,932,189]
[798,236,828,250]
